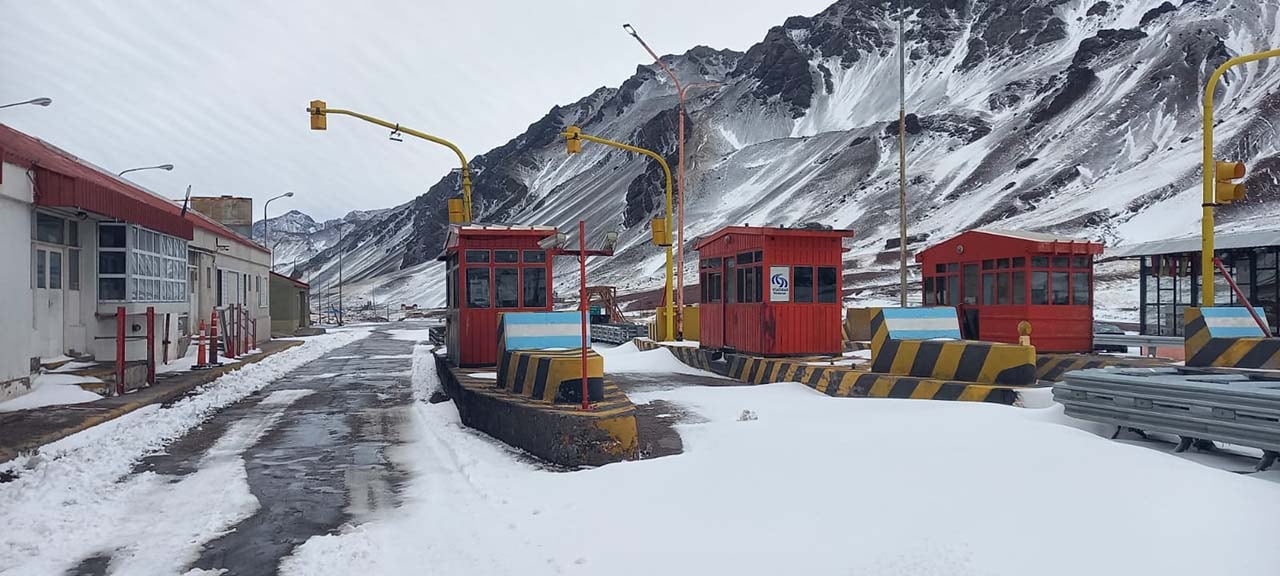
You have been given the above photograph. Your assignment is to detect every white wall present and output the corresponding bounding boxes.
[0,162,35,386]
[190,227,272,346]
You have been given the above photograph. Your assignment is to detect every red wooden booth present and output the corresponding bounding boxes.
[696,226,853,356]
[916,229,1103,353]
[442,224,555,367]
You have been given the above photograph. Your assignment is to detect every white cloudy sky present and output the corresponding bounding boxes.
[1,0,833,221]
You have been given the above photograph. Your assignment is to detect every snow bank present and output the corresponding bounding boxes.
[283,360,1280,575]
[0,328,371,575]
[0,374,103,412]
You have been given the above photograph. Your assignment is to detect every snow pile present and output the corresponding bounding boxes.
[0,374,103,412]
[596,341,725,378]
[283,356,1280,575]
[0,328,371,575]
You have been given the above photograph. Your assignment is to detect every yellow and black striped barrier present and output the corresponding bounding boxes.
[496,349,604,403]
[1184,307,1280,369]
[867,307,1036,385]
[1034,354,1166,382]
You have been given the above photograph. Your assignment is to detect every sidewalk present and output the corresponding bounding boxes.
[0,340,303,464]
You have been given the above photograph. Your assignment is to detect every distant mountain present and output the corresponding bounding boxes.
[290,0,1280,315]
[255,208,389,274]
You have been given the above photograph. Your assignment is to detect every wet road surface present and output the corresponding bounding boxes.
[68,324,421,576]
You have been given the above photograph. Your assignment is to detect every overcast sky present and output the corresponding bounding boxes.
[1,0,833,221]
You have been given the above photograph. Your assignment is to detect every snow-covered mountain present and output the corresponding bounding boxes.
[254,208,389,274]
[293,0,1280,315]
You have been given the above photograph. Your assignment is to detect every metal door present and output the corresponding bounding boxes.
[33,246,66,359]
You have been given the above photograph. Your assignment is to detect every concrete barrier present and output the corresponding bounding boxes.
[1184,307,1280,369]
[868,307,1036,386]
[724,355,1025,405]
[436,353,637,467]
[496,349,604,403]
[1034,354,1166,382]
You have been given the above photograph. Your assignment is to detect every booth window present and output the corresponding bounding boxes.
[982,272,995,305]
[725,259,736,303]
[523,250,546,263]
[707,272,722,302]
[446,254,457,307]
[1072,272,1090,305]
[795,266,814,303]
[1011,271,1025,304]
[1031,271,1049,304]
[962,264,979,305]
[817,267,838,303]
[522,267,547,308]
[466,268,490,308]
[495,250,518,263]
[495,268,519,308]
[465,250,490,263]
[1052,272,1070,305]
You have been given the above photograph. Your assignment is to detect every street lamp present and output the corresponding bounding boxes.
[624,23,721,339]
[262,191,294,269]
[118,163,174,177]
[0,97,52,110]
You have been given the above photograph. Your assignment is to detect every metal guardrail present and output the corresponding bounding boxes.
[1055,367,1280,471]
[1092,334,1183,348]
[591,323,647,345]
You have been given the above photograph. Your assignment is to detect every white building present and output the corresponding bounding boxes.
[0,124,270,401]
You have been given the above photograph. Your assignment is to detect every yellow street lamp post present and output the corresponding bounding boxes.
[561,125,675,341]
[1199,48,1280,307]
[307,100,473,223]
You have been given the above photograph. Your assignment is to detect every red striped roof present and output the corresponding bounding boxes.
[1,123,268,253]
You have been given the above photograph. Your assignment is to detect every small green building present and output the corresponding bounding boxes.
[269,271,312,336]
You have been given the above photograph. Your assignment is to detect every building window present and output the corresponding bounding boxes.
[982,273,995,305]
[817,267,839,303]
[1051,272,1070,305]
[962,264,979,305]
[465,250,490,263]
[794,266,814,303]
[495,250,518,263]
[522,250,546,263]
[49,251,62,290]
[1012,271,1026,305]
[35,213,66,244]
[466,268,490,308]
[98,223,188,302]
[522,267,547,308]
[35,249,47,288]
[495,268,519,308]
[68,249,80,291]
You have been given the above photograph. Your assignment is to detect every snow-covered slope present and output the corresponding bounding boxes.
[294,0,1280,313]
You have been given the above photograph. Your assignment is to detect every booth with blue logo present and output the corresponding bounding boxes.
[695,225,854,356]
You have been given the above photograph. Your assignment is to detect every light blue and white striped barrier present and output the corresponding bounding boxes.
[874,307,962,340]
[498,311,588,353]
[1198,306,1270,338]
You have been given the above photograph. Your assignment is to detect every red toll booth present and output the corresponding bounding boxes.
[916,229,1103,353]
[695,226,853,356]
[442,224,555,367]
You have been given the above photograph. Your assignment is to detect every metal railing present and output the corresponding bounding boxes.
[1055,367,1280,471]
[1093,333,1183,357]
[591,323,648,345]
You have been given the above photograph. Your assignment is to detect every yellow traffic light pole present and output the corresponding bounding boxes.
[1200,48,1280,306]
[308,100,473,223]
[561,126,675,341]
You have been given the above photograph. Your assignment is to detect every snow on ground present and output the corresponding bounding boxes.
[283,346,1280,576]
[596,342,726,378]
[0,374,103,412]
[0,327,372,576]
[157,344,241,375]
[385,327,437,342]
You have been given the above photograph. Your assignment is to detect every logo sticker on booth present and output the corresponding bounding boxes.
[769,266,790,302]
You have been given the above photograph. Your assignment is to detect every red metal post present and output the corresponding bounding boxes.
[579,220,590,410]
[115,306,126,396]
[209,310,220,364]
[162,313,170,364]
[1214,257,1270,333]
[251,318,257,352]
[145,306,156,386]
[243,305,250,354]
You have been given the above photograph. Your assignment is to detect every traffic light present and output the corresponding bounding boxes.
[1215,161,1246,204]
[309,100,327,131]
[564,125,582,154]
[651,217,671,247]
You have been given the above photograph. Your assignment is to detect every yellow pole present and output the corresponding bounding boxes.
[563,130,675,341]
[308,104,473,223]
[1201,48,1280,307]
